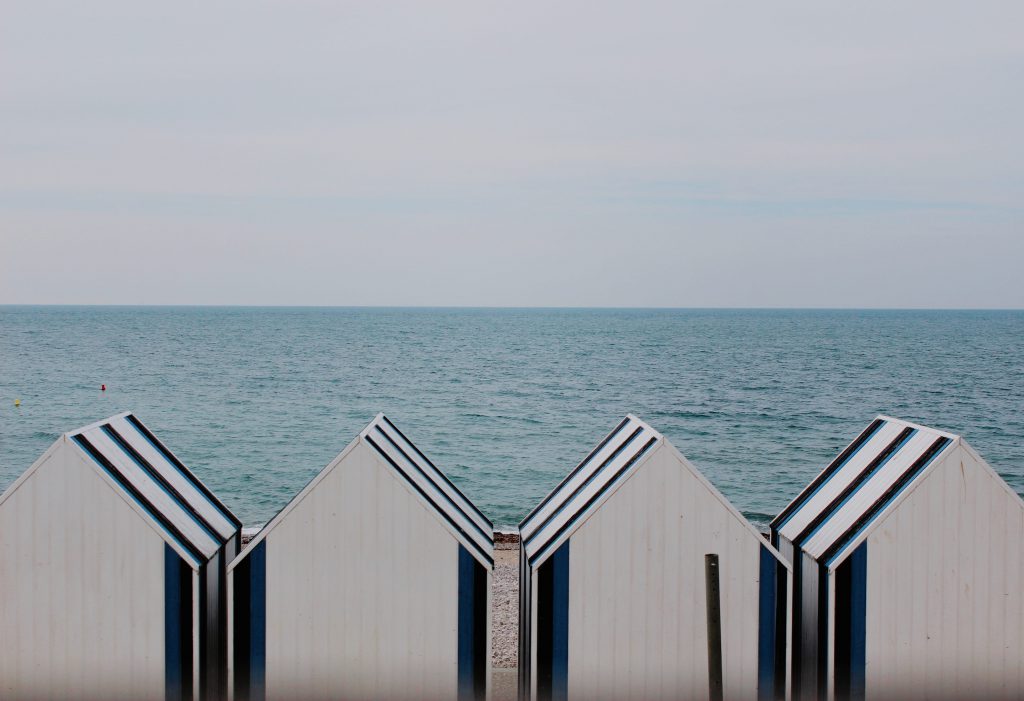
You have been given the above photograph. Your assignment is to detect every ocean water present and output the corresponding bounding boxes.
[1,306,1022,530]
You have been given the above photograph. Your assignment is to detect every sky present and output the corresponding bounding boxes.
[1,1,1022,308]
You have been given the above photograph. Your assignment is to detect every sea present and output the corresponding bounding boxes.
[1,306,1022,531]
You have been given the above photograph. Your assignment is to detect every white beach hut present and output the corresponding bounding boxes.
[770,416,1024,701]
[0,412,242,701]
[227,413,493,701]
[518,414,791,701]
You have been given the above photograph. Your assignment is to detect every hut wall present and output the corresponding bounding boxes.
[857,445,1024,701]
[0,442,167,700]
[561,446,764,701]
[259,441,462,701]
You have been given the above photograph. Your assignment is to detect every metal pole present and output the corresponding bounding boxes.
[705,553,724,701]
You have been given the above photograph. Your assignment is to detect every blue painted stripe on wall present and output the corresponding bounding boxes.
[551,542,570,701]
[165,544,183,701]
[250,541,267,701]
[849,543,868,701]
[458,546,476,701]
[757,546,777,701]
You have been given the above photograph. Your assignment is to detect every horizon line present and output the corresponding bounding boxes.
[1,304,1022,312]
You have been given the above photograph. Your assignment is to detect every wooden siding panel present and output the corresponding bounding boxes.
[865,446,1024,700]
[0,441,165,700]
[565,445,763,701]
[261,441,462,700]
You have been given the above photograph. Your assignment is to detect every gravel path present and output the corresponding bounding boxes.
[491,533,520,669]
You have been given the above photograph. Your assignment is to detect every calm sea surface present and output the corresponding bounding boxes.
[1,307,1022,529]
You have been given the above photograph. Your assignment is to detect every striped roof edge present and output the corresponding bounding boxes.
[820,426,1024,572]
[770,415,959,539]
[521,414,790,571]
[0,413,239,569]
[230,414,494,572]
[772,415,970,569]
[66,413,239,561]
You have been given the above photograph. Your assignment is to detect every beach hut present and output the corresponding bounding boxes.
[228,413,493,701]
[770,416,1024,701]
[518,414,791,701]
[0,412,242,701]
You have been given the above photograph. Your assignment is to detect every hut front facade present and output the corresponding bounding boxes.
[771,416,1024,701]
[0,412,241,701]
[228,413,493,701]
[519,414,791,701]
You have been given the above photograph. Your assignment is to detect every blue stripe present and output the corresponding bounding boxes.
[126,418,240,528]
[75,437,201,568]
[551,541,570,701]
[826,441,948,568]
[800,430,917,546]
[165,545,183,701]
[774,420,885,532]
[849,543,867,700]
[249,541,267,701]
[523,427,645,548]
[757,546,777,701]
[374,426,493,546]
[520,416,632,531]
[102,425,222,544]
[530,436,658,567]
[458,546,476,700]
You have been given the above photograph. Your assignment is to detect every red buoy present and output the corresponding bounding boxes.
[101,384,106,391]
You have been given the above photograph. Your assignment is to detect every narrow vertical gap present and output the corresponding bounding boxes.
[816,565,829,701]
[233,556,252,701]
[791,554,803,700]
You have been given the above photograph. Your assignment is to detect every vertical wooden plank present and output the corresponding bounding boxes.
[706,552,724,701]
[646,452,665,701]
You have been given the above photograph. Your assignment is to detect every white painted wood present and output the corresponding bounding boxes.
[858,443,1024,700]
[245,435,486,701]
[0,439,166,700]
[79,426,222,558]
[370,414,492,536]
[523,420,789,701]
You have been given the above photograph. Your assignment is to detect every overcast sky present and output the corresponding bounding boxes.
[1,1,1021,307]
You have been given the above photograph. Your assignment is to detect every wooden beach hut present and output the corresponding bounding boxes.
[0,412,242,701]
[770,416,1024,701]
[518,414,791,701]
[228,413,493,701]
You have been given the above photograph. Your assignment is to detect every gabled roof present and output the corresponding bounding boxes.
[0,412,239,569]
[232,414,494,569]
[771,416,957,568]
[361,414,493,567]
[520,414,785,569]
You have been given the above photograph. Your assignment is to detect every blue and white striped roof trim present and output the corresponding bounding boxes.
[362,413,494,569]
[520,414,660,567]
[68,412,239,565]
[774,416,956,564]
